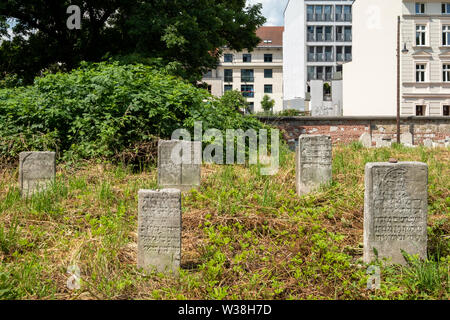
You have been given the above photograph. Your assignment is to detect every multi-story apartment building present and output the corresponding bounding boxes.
[202,27,284,113]
[284,0,354,111]
[343,0,450,116]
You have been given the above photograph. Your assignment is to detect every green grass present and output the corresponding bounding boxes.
[0,145,448,300]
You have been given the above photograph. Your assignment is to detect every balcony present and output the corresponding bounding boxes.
[336,14,352,22]
[324,34,333,42]
[241,77,254,83]
[241,91,254,98]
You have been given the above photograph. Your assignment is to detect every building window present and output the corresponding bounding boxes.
[344,5,352,21]
[442,3,450,14]
[443,105,450,116]
[224,54,233,63]
[224,69,233,82]
[416,105,426,116]
[316,66,324,80]
[241,69,254,82]
[345,46,352,61]
[264,84,273,94]
[416,3,425,14]
[264,54,273,63]
[325,67,333,80]
[336,5,343,21]
[241,85,254,98]
[307,26,315,41]
[443,26,450,45]
[336,46,344,61]
[316,26,324,41]
[344,26,352,41]
[224,85,233,92]
[207,85,212,94]
[315,5,323,21]
[416,64,426,82]
[307,66,315,81]
[264,69,273,78]
[325,26,333,41]
[416,25,427,46]
[444,64,450,82]
[243,54,252,63]
[307,5,314,21]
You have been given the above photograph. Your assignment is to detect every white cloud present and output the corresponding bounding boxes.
[247,0,289,26]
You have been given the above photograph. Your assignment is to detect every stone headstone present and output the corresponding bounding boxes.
[19,152,56,198]
[400,132,413,146]
[296,135,332,196]
[376,136,393,148]
[359,133,372,148]
[364,162,428,265]
[158,140,201,191]
[138,189,181,274]
[423,139,433,148]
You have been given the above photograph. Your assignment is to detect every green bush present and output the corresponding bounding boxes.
[0,62,269,163]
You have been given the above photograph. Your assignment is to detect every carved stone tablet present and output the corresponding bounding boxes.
[364,162,428,265]
[158,140,201,192]
[19,152,56,198]
[137,189,181,274]
[296,135,332,196]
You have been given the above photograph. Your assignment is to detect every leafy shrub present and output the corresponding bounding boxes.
[0,62,269,163]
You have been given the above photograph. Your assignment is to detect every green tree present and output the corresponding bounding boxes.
[219,90,248,114]
[261,94,275,114]
[0,0,265,84]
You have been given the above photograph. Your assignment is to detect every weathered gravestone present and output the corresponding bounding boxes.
[359,133,372,148]
[138,189,181,275]
[296,135,332,196]
[364,162,428,265]
[19,152,56,198]
[158,140,201,192]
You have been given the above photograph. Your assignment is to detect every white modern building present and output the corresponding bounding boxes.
[202,27,284,113]
[343,0,450,116]
[283,0,354,112]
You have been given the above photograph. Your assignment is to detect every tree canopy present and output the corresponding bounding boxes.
[0,0,265,84]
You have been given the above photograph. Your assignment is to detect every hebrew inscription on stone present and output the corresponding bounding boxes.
[364,162,428,265]
[296,135,332,195]
[137,189,181,274]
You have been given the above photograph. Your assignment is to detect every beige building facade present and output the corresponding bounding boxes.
[401,1,450,116]
[343,0,450,117]
[202,27,284,113]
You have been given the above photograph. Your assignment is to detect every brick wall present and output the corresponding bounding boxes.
[257,116,450,149]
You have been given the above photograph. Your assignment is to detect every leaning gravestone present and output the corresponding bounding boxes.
[158,140,201,192]
[19,152,56,198]
[296,135,332,196]
[137,189,181,275]
[364,162,428,265]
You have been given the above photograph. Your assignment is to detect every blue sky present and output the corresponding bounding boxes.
[247,0,289,26]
